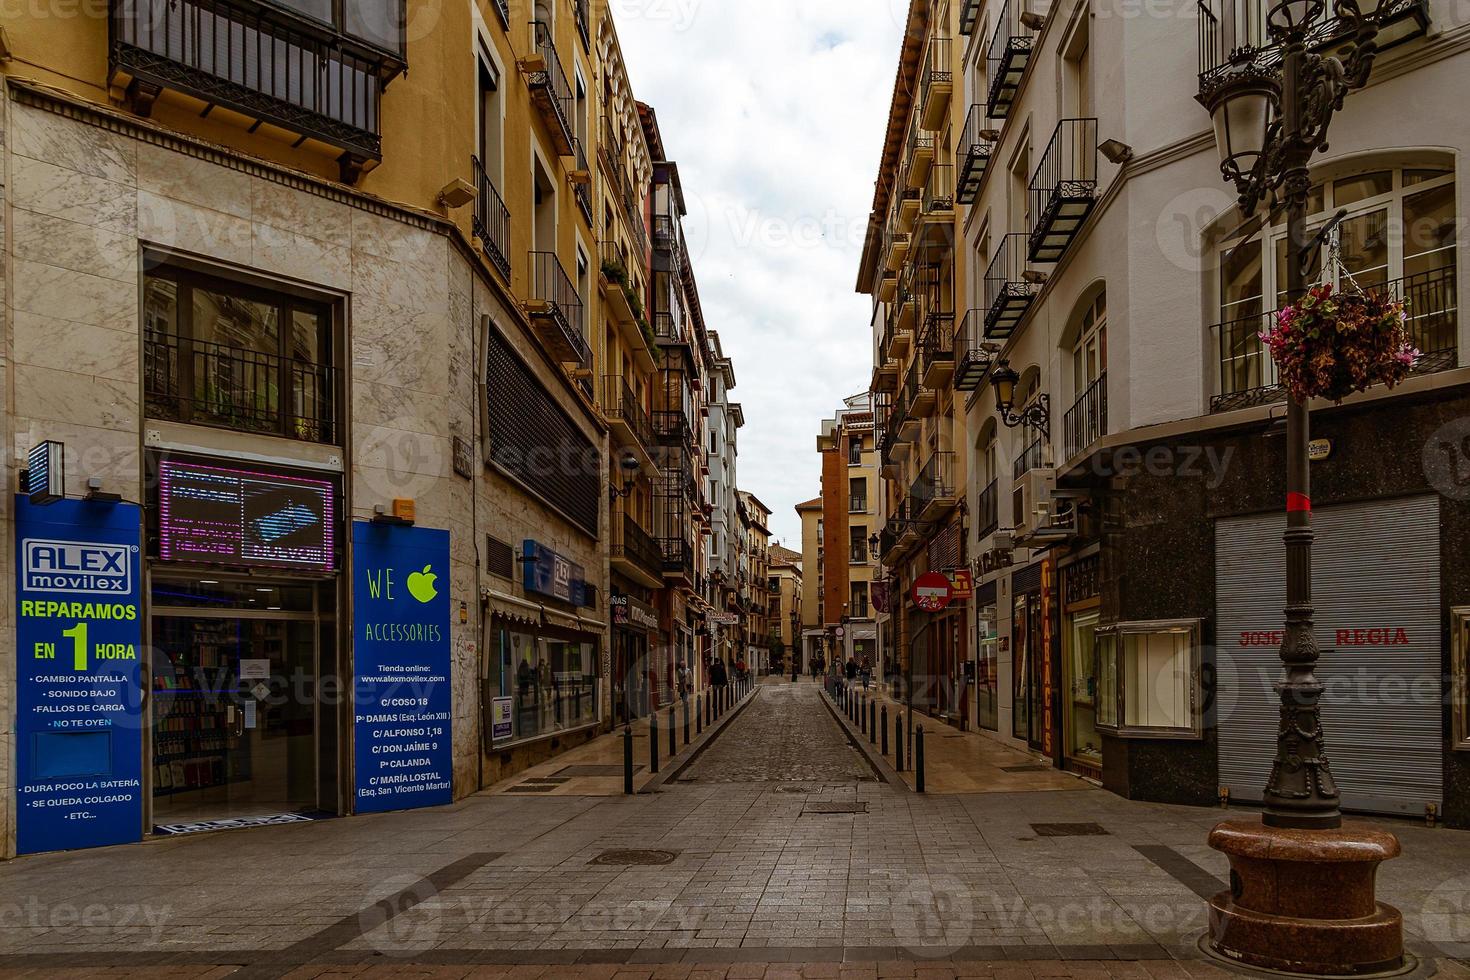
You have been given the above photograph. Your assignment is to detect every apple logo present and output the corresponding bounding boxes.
[407,564,438,604]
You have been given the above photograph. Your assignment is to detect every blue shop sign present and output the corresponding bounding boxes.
[522,540,586,606]
[15,496,144,854]
[352,522,453,814]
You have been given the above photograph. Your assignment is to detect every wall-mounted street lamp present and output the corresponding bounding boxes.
[990,360,1049,435]
[608,451,641,501]
[868,532,881,562]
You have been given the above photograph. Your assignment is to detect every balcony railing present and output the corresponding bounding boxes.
[144,334,338,444]
[958,105,996,206]
[961,0,984,35]
[526,251,589,364]
[922,164,956,220]
[1013,437,1044,479]
[574,0,591,47]
[601,114,625,185]
[653,311,681,342]
[1064,371,1107,461]
[1029,118,1098,263]
[653,214,677,247]
[907,121,936,189]
[987,0,1035,119]
[572,137,593,224]
[954,309,993,392]
[654,408,694,449]
[110,0,405,181]
[920,34,954,130]
[912,451,957,518]
[603,375,653,453]
[661,535,695,577]
[1211,266,1457,412]
[472,156,511,281]
[526,20,575,156]
[1196,0,1429,100]
[977,478,1000,538]
[984,232,1038,339]
[920,312,956,389]
[612,506,663,581]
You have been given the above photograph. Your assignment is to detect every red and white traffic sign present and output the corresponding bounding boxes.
[911,572,954,612]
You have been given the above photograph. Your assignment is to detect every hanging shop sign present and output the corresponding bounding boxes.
[15,496,144,855]
[352,522,453,814]
[1308,438,1335,462]
[522,540,587,606]
[871,580,891,614]
[911,572,954,612]
[948,568,974,600]
[611,593,659,632]
[26,440,65,504]
[1041,557,1056,758]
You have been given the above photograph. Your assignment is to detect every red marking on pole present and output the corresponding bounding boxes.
[1287,493,1312,513]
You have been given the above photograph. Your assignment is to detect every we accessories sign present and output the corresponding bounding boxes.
[23,540,133,595]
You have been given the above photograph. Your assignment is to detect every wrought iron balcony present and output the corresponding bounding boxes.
[1013,436,1044,479]
[654,407,694,448]
[904,358,937,420]
[600,114,625,186]
[987,0,1035,120]
[977,478,1000,539]
[1064,371,1108,462]
[572,137,593,224]
[954,310,994,392]
[961,0,983,35]
[611,504,663,585]
[1029,118,1098,262]
[524,20,575,156]
[603,375,653,456]
[907,121,937,189]
[921,164,956,224]
[653,214,678,248]
[920,33,954,131]
[144,334,338,444]
[920,312,956,389]
[883,224,912,273]
[526,251,589,365]
[898,186,922,231]
[472,156,511,281]
[1210,266,1456,412]
[653,311,681,343]
[109,0,406,182]
[661,535,695,579]
[983,233,1038,339]
[574,0,591,48]
[958,104,995,205]
[913,451,957,521]
[1196,0,1428,101]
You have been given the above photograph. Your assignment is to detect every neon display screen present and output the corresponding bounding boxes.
[157,459,337,571]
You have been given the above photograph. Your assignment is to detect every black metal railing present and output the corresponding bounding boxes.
[653,408,694,448]
[908,123,935,166]
[913,451,956,509]
[572,137,593,224]
[1029,118,1098,261]
[1210,266,1457,412]
[977,478,1000,538]
[601,114,624,185]
[920,311,956,379]
[1013,437,1044,479]
[924,164,956,216]
[653,214,677,247]
[1065,371,1107,461]
[987,0,1035,118]
[600,239,632,282]
[983,232,1037,338]
[660,535,694,576]
[958,104,996,205]
[612,505,662,579]
[961,0,984,35]
[527,20,574,152]
[921,34,953,113]
[472,156,511,281]
[575,0,591,47]
[527,251,589,364]
[653,311,680,342]
[144,334,338,444]
[954,309,993,392]
[111,0,402,168]
[603,375,653,452]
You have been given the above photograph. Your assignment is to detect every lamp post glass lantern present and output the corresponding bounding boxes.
[1197,0,1410,972]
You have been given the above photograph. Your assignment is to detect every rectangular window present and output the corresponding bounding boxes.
[1454,608,1470,751]
[488,627,601,744]
[1095,620,1202,738]
[849,526,866,563]
[849,436,863,465]
[849,477,868,513]
[142,266,338,444]
[850,584,869,618]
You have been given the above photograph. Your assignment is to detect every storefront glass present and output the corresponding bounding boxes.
[1095,621,1201,737]
[1065,611,1102,767]
[490,626,600,743]
[1012,594,1030,740]
[975,603,999,731]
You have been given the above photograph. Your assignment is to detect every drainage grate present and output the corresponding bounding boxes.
[589,849,680,866]
[556,765,643,777]
[1030,822,1110,837]
[1002,764,1053,773]
[522,777,572,785]
[776,786,813,794]
[505,784,559,794]
[803,802,868,815]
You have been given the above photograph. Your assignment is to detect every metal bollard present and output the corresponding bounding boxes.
[650,710,660,774]
[894,724,904,773]
[881,705,889,756]
[624,725,634,795]
[916,725,926,794]
[907,722,914,771]
[870,700,877,745]
[706,690,713,725]
[669,705,677,758]
[684,698,691,746]
[860,694,867,734]
[697,694,703,735]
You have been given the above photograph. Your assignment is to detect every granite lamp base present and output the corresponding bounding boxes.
[1206,820,1404,976]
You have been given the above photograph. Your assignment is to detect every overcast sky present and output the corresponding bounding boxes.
[614,0,905,550]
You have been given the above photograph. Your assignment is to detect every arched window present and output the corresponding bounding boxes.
[1071,291,1107,398]
[1214,163,1457,408]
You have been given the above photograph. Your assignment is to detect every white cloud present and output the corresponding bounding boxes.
[613,1,904,548]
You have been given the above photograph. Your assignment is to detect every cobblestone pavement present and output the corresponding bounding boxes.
[680,682,876,784]
[0,682,1467,979]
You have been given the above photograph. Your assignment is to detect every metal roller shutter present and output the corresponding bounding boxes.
[1215,496,1442,817]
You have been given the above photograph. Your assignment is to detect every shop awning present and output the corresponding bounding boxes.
[577,615,608,633]
[542,606,582,632]
[483,588,539,626]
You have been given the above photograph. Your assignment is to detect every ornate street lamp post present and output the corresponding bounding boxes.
[1197,0,1408,973]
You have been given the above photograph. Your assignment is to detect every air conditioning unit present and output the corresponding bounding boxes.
[1013,467,1057,541]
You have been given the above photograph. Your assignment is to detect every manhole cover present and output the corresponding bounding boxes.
[776,786,812,794]
[556,765,643,777]
[1030,822,1110,837]
[1002,765,1053,773]
[803,802,868,815]
[505,784,558,794]
[589,849,680,866]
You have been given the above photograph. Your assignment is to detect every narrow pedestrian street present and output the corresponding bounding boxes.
[0,682,1466,979]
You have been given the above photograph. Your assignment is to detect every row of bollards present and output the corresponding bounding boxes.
[623,677,757,794]
[829,682,925,793]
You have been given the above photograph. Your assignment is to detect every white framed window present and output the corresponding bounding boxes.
[1095,619,1203,738]
[1071,291,1107,396]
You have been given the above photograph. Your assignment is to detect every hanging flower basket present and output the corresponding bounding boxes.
[1259,283,1418,404]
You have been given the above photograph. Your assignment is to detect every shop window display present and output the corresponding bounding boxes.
[491,627,600,743]
[1067,611,1102,765]
[1454,608,1470,751]
[1095,620,1201,738]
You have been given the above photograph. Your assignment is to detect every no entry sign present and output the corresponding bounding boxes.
[911,572,954,612]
